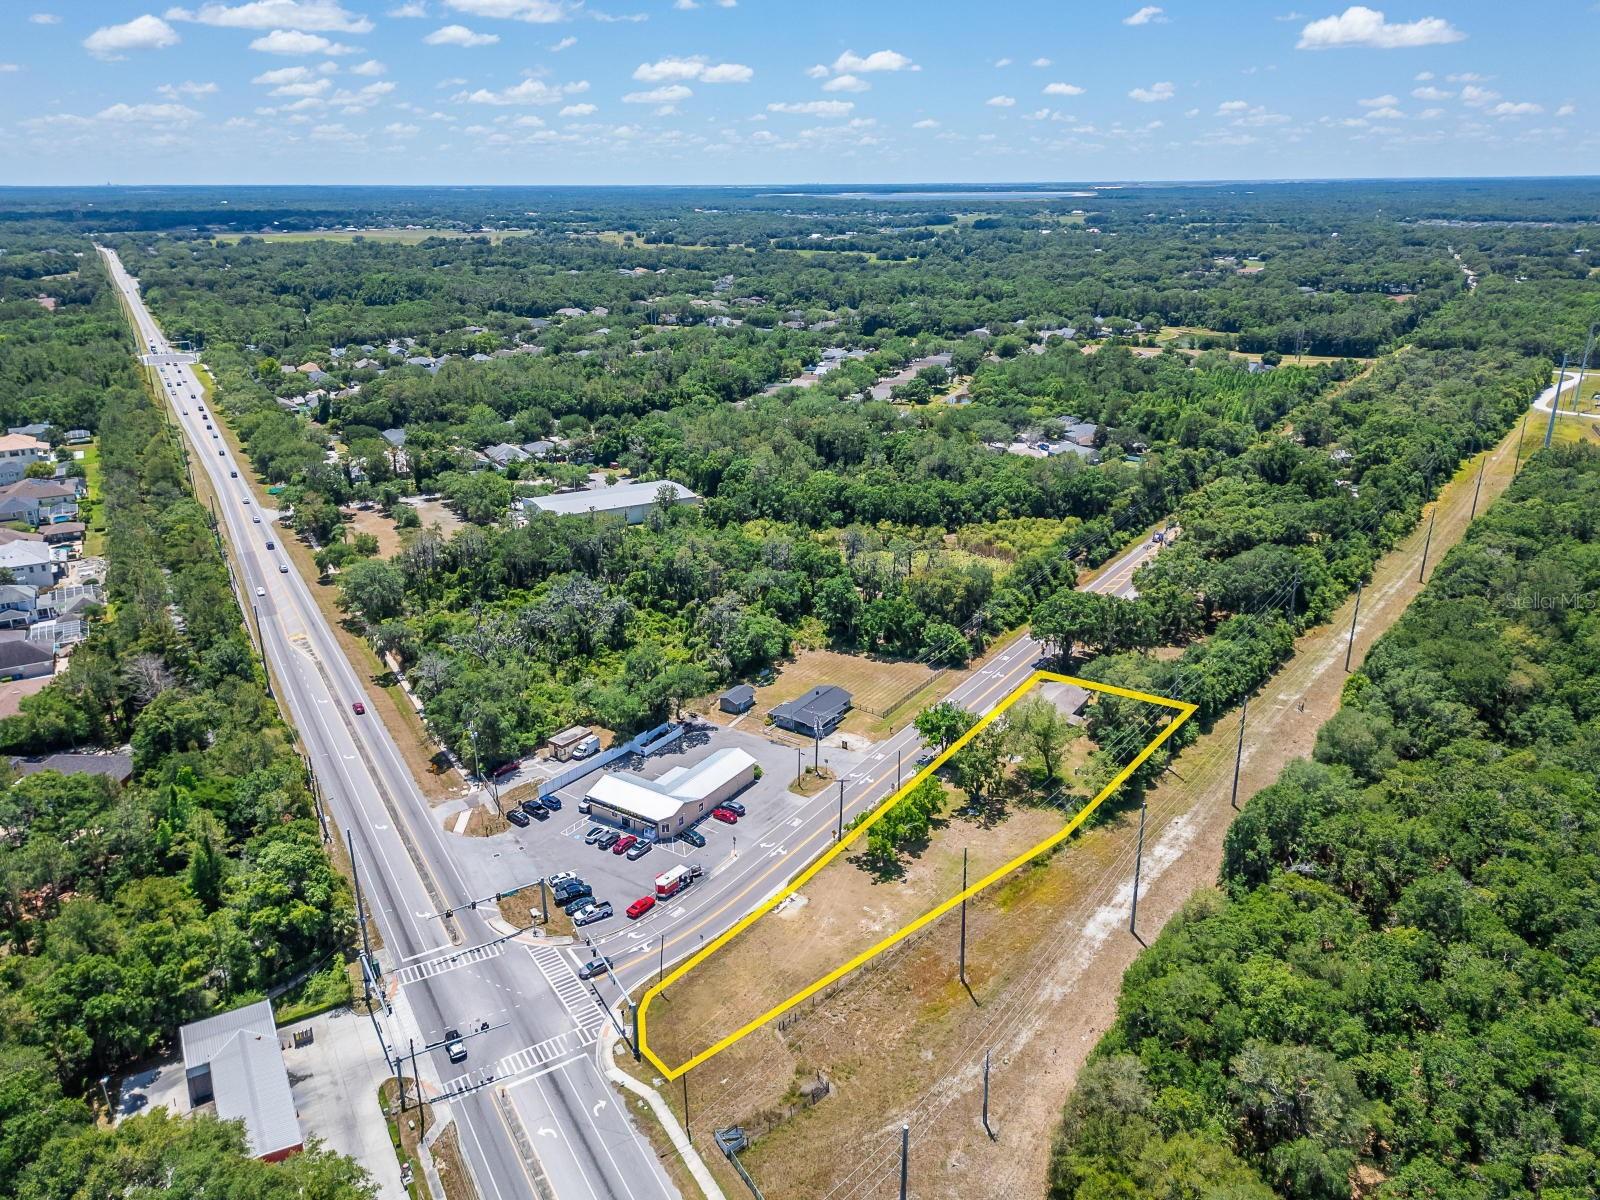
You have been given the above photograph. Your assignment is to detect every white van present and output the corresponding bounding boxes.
[573,733,601,759]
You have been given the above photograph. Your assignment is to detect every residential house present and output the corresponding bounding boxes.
[0,479,79,527]
[0,584,38,628]
[770,685,853,738]
[63,429,91,444]
[6,423,52,440]
[483,443,531,468]
[0,629,53,679]
[0,434,50,486]
[11,751,133,784]
[0,540,58,588]
[719,684,755,715]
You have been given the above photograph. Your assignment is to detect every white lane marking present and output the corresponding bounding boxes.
[392,940,506,986]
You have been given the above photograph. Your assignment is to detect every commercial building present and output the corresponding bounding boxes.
[523,479,699,526]
[770,685,853,738]
[584,747,757,839]
[179,1000,302,1162]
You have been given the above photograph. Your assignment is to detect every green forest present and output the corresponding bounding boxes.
[1048,444,1600,1200]
[0,252,367,1198]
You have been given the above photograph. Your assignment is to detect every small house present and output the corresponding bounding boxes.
[719,684,755,715]
[770,685,853,738]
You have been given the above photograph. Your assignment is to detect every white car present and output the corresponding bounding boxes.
[255,587,266,597]
[252,514,261,523]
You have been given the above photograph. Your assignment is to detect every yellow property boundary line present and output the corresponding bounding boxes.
[638,670,1196,1078]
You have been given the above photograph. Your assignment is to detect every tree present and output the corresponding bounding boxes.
[914,701,976,751]
[337,559,405,625]
[1009,696,1079,785]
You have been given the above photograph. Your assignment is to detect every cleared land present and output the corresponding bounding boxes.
[746,647,942,736]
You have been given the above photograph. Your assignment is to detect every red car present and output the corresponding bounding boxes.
[351,701,366,715]
[626,895,655,920]
[712,807,739,825]
[612,834,637,855]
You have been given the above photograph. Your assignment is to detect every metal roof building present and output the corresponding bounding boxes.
[585,747,757,838]
[524,479,699,525]
[179,1000,302,1162]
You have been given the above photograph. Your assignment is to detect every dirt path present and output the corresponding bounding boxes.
[697,415,1529,1200]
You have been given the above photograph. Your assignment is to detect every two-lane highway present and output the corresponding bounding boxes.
[101,247,677,1200]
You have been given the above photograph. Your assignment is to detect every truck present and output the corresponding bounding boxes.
[573,733,601,759]
[654,864,702,898]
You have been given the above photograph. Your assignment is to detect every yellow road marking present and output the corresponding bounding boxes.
[637,670,1194,1078]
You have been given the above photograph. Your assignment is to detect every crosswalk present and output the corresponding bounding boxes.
[442,1024,599,1097]
[526,943,605,1025]
[392,940,506,986]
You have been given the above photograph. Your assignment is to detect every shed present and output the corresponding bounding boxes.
[547,725,592,763]
[179,1000,302,1162]
[719,684,755,715]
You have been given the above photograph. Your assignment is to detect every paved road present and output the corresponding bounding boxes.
[101,248,676,1200]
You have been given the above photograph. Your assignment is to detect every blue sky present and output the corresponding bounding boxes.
[2,1,1596,185]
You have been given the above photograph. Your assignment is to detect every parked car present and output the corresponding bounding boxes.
[712,808,739,825]
[492,759,520,780]
[571,901,613,927]
[577,957,611,981]
[554,886,592,910]
[611,834,637,855]
[265,540,275,549]
[351,701,365,715]
[916,751,936,767]
[596,830,620,851]
[542,795,562,811]
[506,808,530,828]
[626,895,656,920]
[548,871,579,887]
[583,827,606,845]
[561,893,595,916]
[720,800,746,817]
[444,1029,467,1063]
[625,839,653,861]
[520,798,546,817]
[679,828,706,848]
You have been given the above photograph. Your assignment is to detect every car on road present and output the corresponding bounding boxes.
[351,701,366,715]
[444,1029,467,1063]
[229,470,237,478]
[679,828,706,848]
[218,450,225,456]
[711,808,739,825]
[252,514,261,523]
[596,830,620,851]
[571,901,613,927]
[583,827,606,845]
[720,800,746,817]
[265,540,274,549]
[611,834,637,855]
[506,808,530,828]
[279,564,288,573]
[255,586,265,597]
[916,751,936,767]
[577,957,611,980]
[625,839,653,861]
[626,895,656,920]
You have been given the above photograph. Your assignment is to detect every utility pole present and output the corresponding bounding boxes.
[1418,505,1437,581]
[896,748,901,790]
[347,829,373,1007]
[981,1050,995,1140]
[1545,353,1568,449]
[391,1052,405,1113]
[836,780,845,841]
[1129,799,1147,938]
[1512,409,1532,477]
[795,747,801,788]
[409,1038,418,1112]
[899,1123,910,1200]
[539,878,549,924]
[1468,448,1488,522]
[1229,696,1248,812]
[659,936,665,986]
[683,1074,691,1145]
[1344,583,1363,673]
[958,847,968,986]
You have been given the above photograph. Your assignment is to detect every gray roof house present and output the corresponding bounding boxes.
[523,480,699,525]
[179,1000,302,1162]
[11,751,133,784]
[483,442,531,467]
[719,684,756,714]
[770,685,853,738]
[380,428,407,447]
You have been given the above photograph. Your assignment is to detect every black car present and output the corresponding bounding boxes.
[561,892,596,916]
[520,798,548,819]
[444,1028,467,1063]
[720,800,746,817]
[553,882,592,906]
[679,828,707,848]
[596,830,620,851]
[506,808,531,827]
[542,795,562,811]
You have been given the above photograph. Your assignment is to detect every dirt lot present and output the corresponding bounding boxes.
[407,498,465,539]
[634,418,1532,1200]
[345,507,405,558]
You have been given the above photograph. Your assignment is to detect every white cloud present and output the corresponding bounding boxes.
[1460,84,1499,106]
[158,80,219,97]
[164,2,373,31]
[805,64,828,79]
[1417,107,1443,119]
[559,101,595,115]
[1411,85,1451,100]
[986,94,1016,107]
[272,77,330,96]
[1123,6,1167,25]
[1446,72,1489,82]
[384,121,422,135]
[1488,100,1542,116]
[1032,57,1052,67]
[1556,103,1575,117]
[84,15,180,60]
[1297,6,1465,51]
[623,83,691,104]
[442,0,568,21]
[993,57,1013,67]
[700,62,752,83]
[823,74,869,93]
[1414,70,1433,80]
[1216,99,1250,113]
[253,64,312,83]
[29,12,60,23]
[249,29,355,54]
[388,1,427,14]
[1357,93,1397,106]
[425,23,499,45]
[1366,105,1403,119]
[350,58,386,74]
[0,64,21,73]
[551,35,576,50]
[767,99,853,116]
[1128,80,1175,102]
[912,117,939,128]
[96,101,201,122]
[831,48,916,73]
[632,57,750,83]
[1043,81,1085,96]
[460,77,589,104]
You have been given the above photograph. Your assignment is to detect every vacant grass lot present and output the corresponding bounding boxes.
[753,648,941,735]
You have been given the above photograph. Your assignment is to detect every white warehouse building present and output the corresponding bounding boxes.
[585,747,756,838]
[523,479,699,525]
